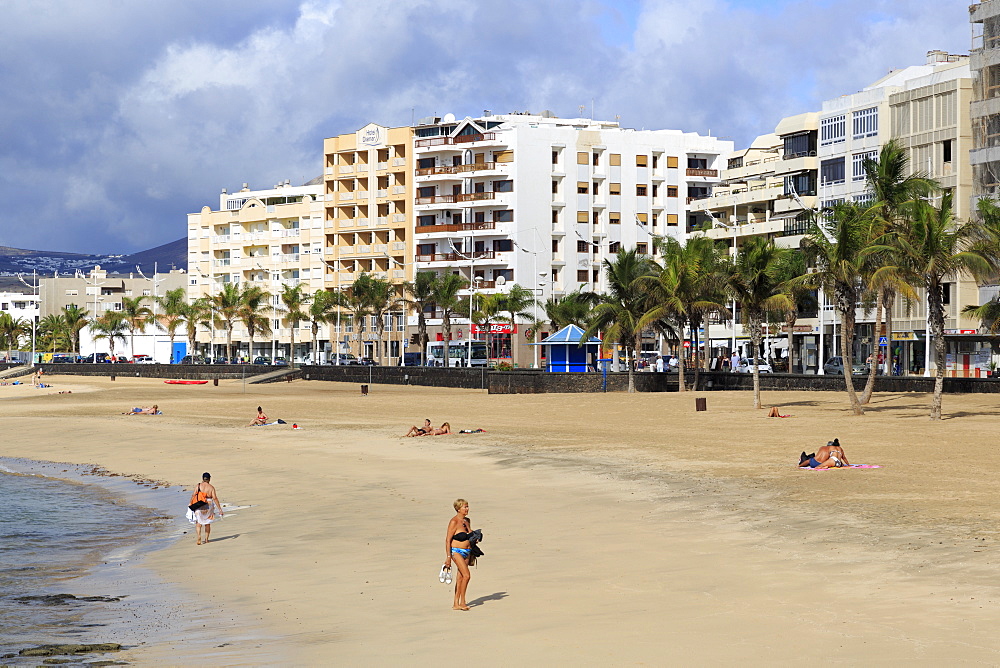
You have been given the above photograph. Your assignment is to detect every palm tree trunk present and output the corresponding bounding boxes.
[785,317,796,374]
[226,326,233,361]
[442,313,452,367]
[884,289,895,375]
[860,296,883,404]
[838,294,864,416]
[929,284,946,420]
[418,312,427,365]
[677,321,686,392]
[289,324,296,365]
[312,323,319,364]
[691,319,701,390]
[627,336,638,393]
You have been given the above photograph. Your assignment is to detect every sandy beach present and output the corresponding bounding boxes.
[3,374,1000,665]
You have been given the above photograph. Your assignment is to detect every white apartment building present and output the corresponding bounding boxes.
[411,111,731,366]
[0,290,39,360]
[187,179,326,361]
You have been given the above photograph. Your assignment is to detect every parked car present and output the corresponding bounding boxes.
[325,353,358,365]
[180,355,208,365]
[736,358,773,373]
[273,357,289,367]
[131,355,154,364]
[50,355,79,364]
[252,356,271,365]
[402,352,423,366]
[354,357,379,366]
[823,356,869,375]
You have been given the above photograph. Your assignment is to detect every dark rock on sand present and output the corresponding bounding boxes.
[19,643,122,657]
[14,594,121,606]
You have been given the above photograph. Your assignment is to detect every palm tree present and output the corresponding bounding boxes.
[154,288,187,360]
[307,289,341,364]
[726,236,793,409]
[90,311,128,361]
[342,279,372,359]
[208,283,242,361]
[496,284,537,353]
[239,284,272,362]
[277,283,309,364]
[62,305,89,357]
[545,290,598,329]
[181,298,212,361]
[963,297,1000,334]
[432,273,469,355]
[402,272,437,365]
[120,296,153,359]
[879,192,1000,419]
[472,292,505,361]
[38,314,69,352]
[363,277,400,365]
[800,202,878,416]
[639,237,729,392]
[0,313,28,361]
[583,248,656,393]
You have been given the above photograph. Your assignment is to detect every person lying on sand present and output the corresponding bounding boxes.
[248,406,268,426]
[799,438,851,468]
[404,419,433,437]
[124,405,160,415]
[429,422,452,435]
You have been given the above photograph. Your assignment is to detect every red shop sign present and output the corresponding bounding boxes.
[471,323,517,335]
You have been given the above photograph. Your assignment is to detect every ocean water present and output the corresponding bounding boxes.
[0,467,159,658]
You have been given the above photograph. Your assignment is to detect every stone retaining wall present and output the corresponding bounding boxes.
[37,363,274,380]
[694,371,1000,394]
[300,365,489,390]
[487,370,679,394]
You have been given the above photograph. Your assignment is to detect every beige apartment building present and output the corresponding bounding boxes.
[186,179,326,361]
[323,123,414,362]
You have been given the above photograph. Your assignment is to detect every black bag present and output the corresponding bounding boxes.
[188,500,208,512]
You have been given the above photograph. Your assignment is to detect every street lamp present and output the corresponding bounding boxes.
[16,270,39,366]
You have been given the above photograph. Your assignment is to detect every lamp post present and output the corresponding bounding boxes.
[17,270,39,366]
[712,216,738,360]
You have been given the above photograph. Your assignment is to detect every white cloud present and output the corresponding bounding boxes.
[0,0,973,253]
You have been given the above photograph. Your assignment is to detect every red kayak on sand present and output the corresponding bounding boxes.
[164,380,209,385]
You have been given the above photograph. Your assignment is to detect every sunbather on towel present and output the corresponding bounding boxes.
[798,438,850,468]
[124,405,160,415]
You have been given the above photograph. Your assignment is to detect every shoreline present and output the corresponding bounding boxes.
[3,377,1000,663]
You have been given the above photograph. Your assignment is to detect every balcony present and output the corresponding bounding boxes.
[391,241,406,251]
[414,132,497,148]
[280,253,300,263]
[376,189,388,198]
[213,258,231,268]
[456,161,498,173]
[416,194,457,205]
[339,165,353,174]
[212,235,231,244]
[686,168,719,178]
[415,221,498,234]
[416,165,459,176]
[339,192,354,201]
[456,191,503,203]
[686,195,710,204]
[415,251,496,263]
[377,161,388,170]
[392,185,406,195]
[392,213,406,223]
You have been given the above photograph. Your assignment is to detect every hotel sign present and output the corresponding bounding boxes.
[359,124,384,147]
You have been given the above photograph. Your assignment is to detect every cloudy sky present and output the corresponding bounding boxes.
[0,0,972,254]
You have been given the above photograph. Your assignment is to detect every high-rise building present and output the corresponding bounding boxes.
[410,111,731,365]
[971,1,1000,198]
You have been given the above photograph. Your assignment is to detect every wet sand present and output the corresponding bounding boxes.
[2,375,999,664]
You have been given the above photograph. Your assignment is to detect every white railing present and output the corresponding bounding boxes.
[376,189,388,197]
[213,235,230,244]
[392,185,406,194]
[392,213,406,223]
[393,270,405,279]
[281,254,300,263]
[281,229,300,237]
[339,192,354,200]
[326,167,334,175]
[393,158,406,166]
[391,241,406,250]
[376,216,388,225]
[356,245,371,253]
[340,165,353,173]
[377,162,388,170]
[213,259,231,267]
[373,244,387,253]
[356,218,370,226]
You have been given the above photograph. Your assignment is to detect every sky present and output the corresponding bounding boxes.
[0,0,974,254]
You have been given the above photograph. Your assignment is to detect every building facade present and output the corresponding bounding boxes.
[186,180,326,361]
[410,112,731,366]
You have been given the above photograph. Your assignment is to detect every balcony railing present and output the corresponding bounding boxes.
[414,132,497,148]
[686,195,710,204]
[415,194,457,205]
[415,165,458,176]
[456,161,497,173]
[456,191,503,202]
[454,132,495,144]
[415,221,497,234]
[415,251,496,262]
[686,168,719,177]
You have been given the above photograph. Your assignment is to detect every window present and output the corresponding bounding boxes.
[552,268,559,283]
[609,241,621,253]
[783,131,816,157]
[943,139,953,163]
[577,182,589,194]
[728,156,745,170]
[667,186,678,197]
[552,239,559,253]
[652,184,659,198]
[636,213,648,225]
[578,152,589,165]
[592,269,599,282]
[610,153,621,166]
[636,155,648,167]
[820,157,846,185]
[853,107,878,139]
[494,180,513,192]
[592,152,600,166]
[552,150,559,165]
[64,289,78,296]
[577,270,589,282]
[493,239,513,252]
[552,180,559,194]
[610,182,621,195]
[652,155,659,169]
[636,185,648,197]
[417,214,435,226]
[577,211,589,223]
[494,209,513,222]
[551,209,559,224]
[637,243,648,254]
[820,115,846,145]
[142,289,152,296]
[652,213,659,228]
[852,151,876,181]
[667,214,679,226]
[854,192,875,206]
[687,157,707,169]
[610,212,621,225]
[667,156,678,169]
[592,211,600,225]
[417,186,435,198]
[942,283,952,305]
[494,150,513,163]
[495,269,513,282]
[474,211,486,223]
[577,240,589,252]
[417,157,435,169]
[784,172,816,197]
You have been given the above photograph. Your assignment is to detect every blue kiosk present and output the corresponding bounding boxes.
[536,324,603,372]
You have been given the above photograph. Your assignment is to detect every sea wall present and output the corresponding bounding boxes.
[300,365,489,390]
[36,363,274,381]
[694,371,1000,394]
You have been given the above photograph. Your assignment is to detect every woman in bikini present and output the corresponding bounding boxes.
[430,422,452,435]
[444,498,473,611]
[249,406,268,426]
[190,472,223,544]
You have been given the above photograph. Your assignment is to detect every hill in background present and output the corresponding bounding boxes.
[0,238,187,293]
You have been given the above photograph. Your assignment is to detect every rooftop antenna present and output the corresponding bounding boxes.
[578,104,586,118]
